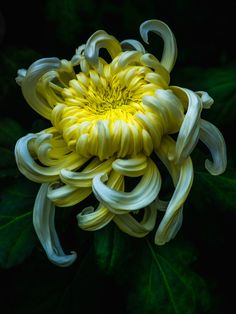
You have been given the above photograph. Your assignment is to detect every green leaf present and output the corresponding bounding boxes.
[172,63,236,127]
[94,225,210,314]
[0,211,36,269]
[0,117,25,148]
[0,118,25,179]
[192,170,236,211]
[0,178,38,268]
[2,244,125,314]
[126,239,209,314]
[94,223,133,274]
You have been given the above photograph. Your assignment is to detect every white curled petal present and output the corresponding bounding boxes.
[199,119,227,175]
[84,30,122,66]
[113,205,157,238]
[15,134,58,182]
[121,39,146,53]
[71,44,86,66]
[33,184,77,267]
[174,88,202,163]
[15,133,88,183]
[154,89,184,132]
[17,58,61,119]
[196,91,214,109]
[60,158,114,187]
[117,51,141,68]
[140,19,177,72]
[155,135,179,184]
[149,197,169,212]
[140,53,170,84]
[77,205,114,231]
[155,157,193,245]
[112,154,148,177]
[166,207,183,239]
[47,183,92,207]
[92,159,161,211]
[16,69,27,85]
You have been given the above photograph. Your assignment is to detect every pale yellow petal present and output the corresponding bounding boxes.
[84,30,122,66]
[113,205,157,238]
[92,159,161,211]
[199,119,227,175]
[140,19,177,72]
[33,184,77,266]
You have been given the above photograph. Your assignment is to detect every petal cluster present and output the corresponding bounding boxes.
[15,19,227,266]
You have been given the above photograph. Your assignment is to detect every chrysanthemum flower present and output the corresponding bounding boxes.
[15,20,227,266]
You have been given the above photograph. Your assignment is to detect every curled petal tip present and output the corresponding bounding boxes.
[16,68,27,85]
[196,91,214,109]
[200,119,227,176]
[48,251,77,267]
[84,30,121,66]
[33,184,77,267]
[121,39,146,53]
[140,19,177,72]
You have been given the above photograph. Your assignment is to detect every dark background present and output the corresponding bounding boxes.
[0,1,235,313]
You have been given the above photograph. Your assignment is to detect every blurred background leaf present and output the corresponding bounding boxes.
[0,119,38,268]
[94,225,210,313]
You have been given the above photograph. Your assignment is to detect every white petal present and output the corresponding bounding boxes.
[121,39,146,53]
[33,184,77,267]
[60,158,114,187]
[196,91,214,109]
[16,69,27,85]
[140,19,177,72]
[155,157,193,245]
[199,119,227,175]
[175,88,202,163]
[15,133,87,183]
[140,53,170,84]
[18,58,61,119]
[155,135,179,184]
[112,154,148,177]
[149,197,169,212]
[77,205,114,231]
[117,51,141,68]
[92,159,161,211]
[84,30,122,66]
[113,205,157,238]
[47,183,92,207]
[71,44,86,66]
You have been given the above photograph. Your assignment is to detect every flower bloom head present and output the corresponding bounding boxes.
[15,20,227,266]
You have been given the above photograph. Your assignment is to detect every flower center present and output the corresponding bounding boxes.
[62,64,150,120]
[51,52,182,160]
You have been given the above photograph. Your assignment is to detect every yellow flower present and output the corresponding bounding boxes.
[15,20,226,266]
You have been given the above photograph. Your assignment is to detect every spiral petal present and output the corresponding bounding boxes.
[92,159,161,211]
[84,30,122,66]
[113,205,157,237]
[16,58,61,119]
[199,119,227,175]
[140,19,177,72]
[155,157,193,245]
[33,184,77,266]
[15,133,88,183]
